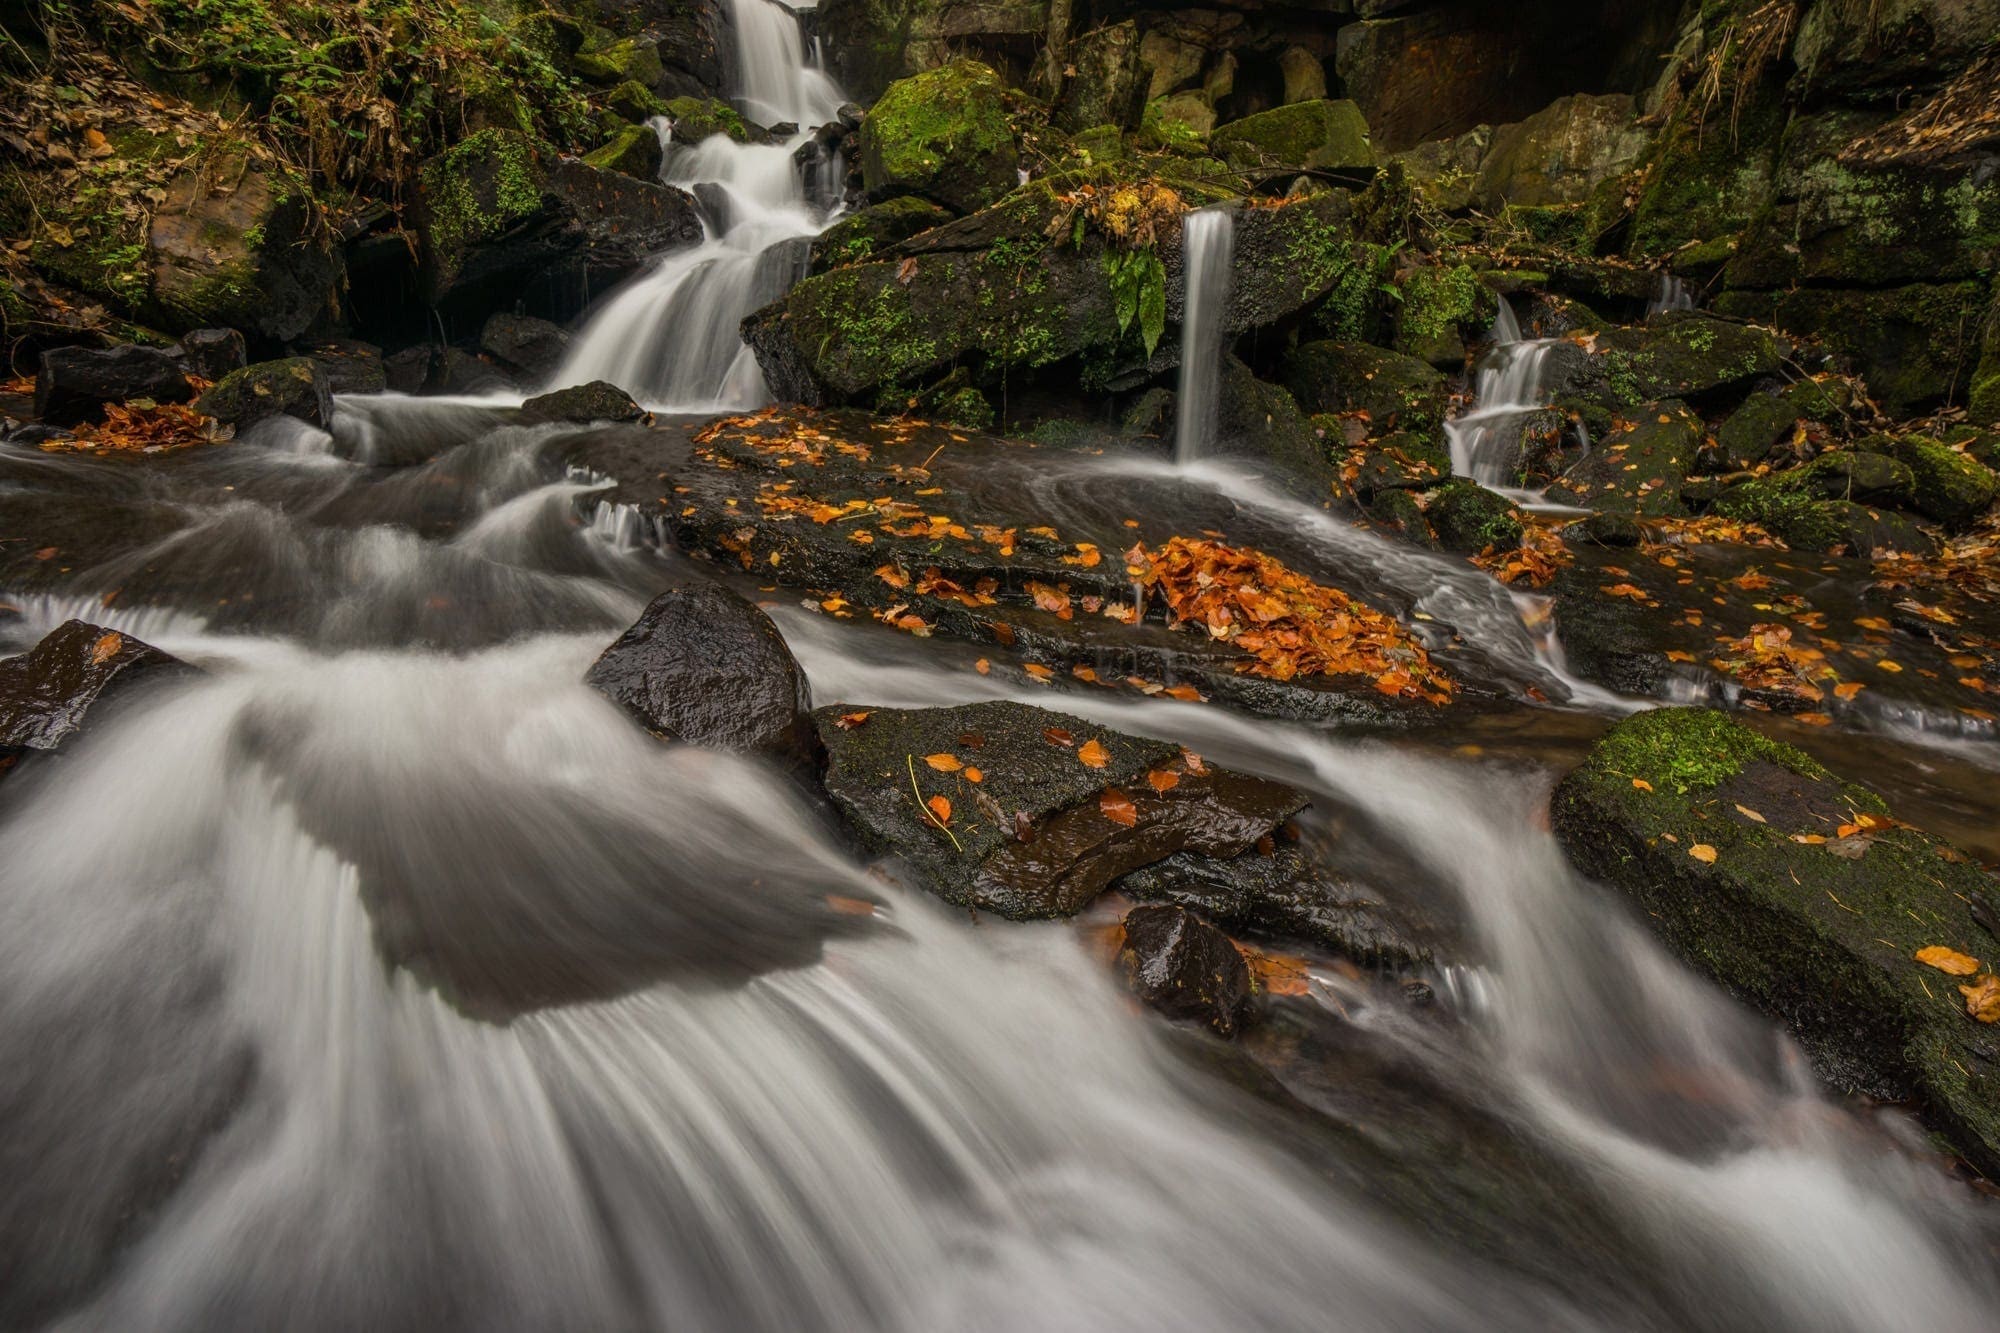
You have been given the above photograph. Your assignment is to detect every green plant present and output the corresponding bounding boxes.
[1104,246,1166,357]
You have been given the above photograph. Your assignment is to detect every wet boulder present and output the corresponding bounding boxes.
[1211,99,1375,174]
[1211,356,1341,500]
[1426,481,1524,553]
[573,34,667,88]
[1471,93,1649,209]
[585,581,817,771]
[1118,904,1253,1036]
[1714,284,1983,419]
[663,96,760,146]
[34,344,195,426]
[1551,706,2000,1176]
[519,380,644,424]
[303,338,387,395]
[858,60,1019,214]
[813,701,1309,918]
[1864,434,1997,531]
[1787,451,1917,508]
[195,358,335,431]
[1280,340,1449,438]
[1564,313,1786,410]
[1053,20,1145,134]
[480,312,572,380]
[1710,478,1938,557]
[0,621,193,772]
[1712,379,1847,471]
[177,328,247,382]
[1545,400,1701,516]
[808,196,954,273]
[584,123,665,180]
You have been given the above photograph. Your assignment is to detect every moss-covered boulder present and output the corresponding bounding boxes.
[1472,93,1649,209]
[606,79,668,123]
[147,153,340,344]
[1712,378,1847,470]
[1280,340,1449,437]
[858,60,1019,214]
[808,196,953,273]
[1211,99,1374,174]
[584,124,665,180]
[573,35,667,88]
[1627,89,1785,260]
[1545,400,1701,516]
[1575,313,1785,410]
[1792,0,2000,97]
[1974,285,2000,425]
[1426,481,1523,554]
[1788,450,1917,507]
[1552,707,2000,1176]
[664,96,758,145]
[1212,356,1341,500]
[1709,478,1937,557]
[195,357,334,430]
[1053,19,1144,134]
[1864,433,1998,530]
[1390,261,1491,367]
[812,700,1308,918]
[519,380,645,424]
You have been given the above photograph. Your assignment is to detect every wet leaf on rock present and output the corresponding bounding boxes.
[835,710,872,729]
[926,794,952,824]
[924,753,963,772]
[1959,974,2000,1023]
[1688,843,1718,864]
[1917,946,1982,976]
[1077,738,1110,769]
[1098,789,1138,828]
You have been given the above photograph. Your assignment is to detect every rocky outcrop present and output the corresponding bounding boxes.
[34,345,195,426]
[481,312,573,380]
[1552,707,2000,1176]
[1117,904,1253,1035]
[1281,340,1450,438]
[1211,100,1375,174]
[857,60,1020,214]
[0,621,193,773]
[195,358,335,431]
[586,581,818,771]
[815,0,1048,103]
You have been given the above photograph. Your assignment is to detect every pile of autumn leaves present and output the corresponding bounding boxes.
[1132,537,1453,704]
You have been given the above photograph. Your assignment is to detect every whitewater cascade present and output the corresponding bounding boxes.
[1444,296,1557,492]
[1171,207,1235,464]
[550,0,846,410]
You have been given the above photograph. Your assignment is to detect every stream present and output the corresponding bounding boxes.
[4,3,2000,1330]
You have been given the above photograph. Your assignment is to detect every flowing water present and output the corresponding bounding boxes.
[1171,207,1235,464]
[6,19,2000,1333]
[1444,297,1559,496]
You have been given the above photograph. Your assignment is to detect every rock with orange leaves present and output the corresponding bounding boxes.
[0,620,194,778]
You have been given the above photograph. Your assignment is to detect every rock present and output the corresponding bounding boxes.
[585,581,817,771]
[1472,94,1650,209]
[1551,706,2000,1176]
[585,123,665,179]
[808,196,954,274]
[147,151,341,343]
[1117,904,1253,1035]
[1789,451,1917,507]
[812,700,1309,917]
[1117,846,1431,968]
[430,347,513,396]
[480,312,572,380]
[1054,20,1144,133]
[1211,356,1340,499]
[573,34,666,88]
[859,60,1019,214]
[1562,313,1785,410]
[607,79,668,123]
[1427,481,1523,553]
[34,344,193,426]
[1709,478,1936,557]
[1546,401,1701,516]
[1578,511,1643,547]
[815,0,1046,102]
[383,346,435,395]
[304,338,387,395]
[591,0,729,94]
[0,621,193,771]
[935,386,993,430]
[1142,91,1216,144]
[1211,100,1374,174]
[177,328,247,382]
[1864,433,1998,531]
[663,96,760,145]
[1278,46,1327,105]
[1792,0,2000,98]
[519,380,645,425]
[1366,488,1437,548]
[195,358,335,430]
[1335,427,1449,498]
[1139,28,1206,101]
[1280,340,1449,437]
[1713,379,1846,471]
[1390,262,1490,367]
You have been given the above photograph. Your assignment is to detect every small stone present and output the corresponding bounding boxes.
[1118,903,1253,1035]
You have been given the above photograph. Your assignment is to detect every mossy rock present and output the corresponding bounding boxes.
[859,60,1019,214]
[146,153,339,344]
[1211,99,1374,174]
[584,124,664,180]
[1545,400,1701,517]
[1426,481,1522,554]
[1365,487,1438,548]
[1787,450,1916,507]
[808,196,953,274]
[1279,340,1448,437]
[1391,262,1490,367]
[1069,124,1132,164]
[195,357,333,430]
[519,379,645,424]
[1333,426,1449,497]
[607,79,668,123]
[664,96,757,145]
[414,128,553,301]
[1861,433,1998,531]
[1582,313,1785,409]
[1138,92,1215,151]
[1709,477,1937,556]
[1628,86,1785,260]
[1712,378,1846,470]
[1552,707,2000,1176]
[935,385,994,430]
[573,35,665,88]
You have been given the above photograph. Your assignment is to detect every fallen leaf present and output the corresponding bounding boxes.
[1098,788,1138,827]
[1181,749,1206,774]
[1146,768,1180,794]
[1833,681,1865,701]
[1827,836,1872,860]
[825,894,877,917]
[1022,662,1052,681]
[835,710,872,729]
[89,631,123,665]
[926,794,952,824]
[973,658,991,675]
[1077,738,1110,769]
[1959,974,2000,1023]
[964,767,983,783]
[1916,946,1981,977]
[1733,804,1766,823]
[1689,844,1718,864]
[1632,778,1654,791]
[924,753,964,772]
[1042,727,1075,748]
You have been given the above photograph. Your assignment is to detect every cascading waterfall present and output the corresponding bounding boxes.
[549,0,846,409]
[1444,296,1558,493]
[1171,207,1235,464]
[1647,272,1695,317]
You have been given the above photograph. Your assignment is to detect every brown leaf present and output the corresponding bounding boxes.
[1098,788,1138,827]
[1077,738,1110,769]
[89,631,122,666]
[1959,974,2000,1023]
[1733,804,1765,823]
[825,894,877,917]
[924,753,964,772]
[834,710,872,729]
[1042,727,1075,748]
[1916,946,1982,976]
[896,257,918,284]
[1146,768,1180,794]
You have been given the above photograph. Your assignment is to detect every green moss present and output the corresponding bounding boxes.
[664,96,754,144]
[1394,262,1488,363]
[1585,705,1828,795]
[1211,99,1373,173]
[419,127,546,281]
[1427,480,1522,554]
[936,386,993,430]
[1861,432,1998,530]
[858,59,1018,213]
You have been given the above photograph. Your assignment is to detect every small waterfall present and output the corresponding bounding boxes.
[1171,207,1235,465]
[1443,296,1556,490]
[1647,273,1695,317]
[550,0,846,410]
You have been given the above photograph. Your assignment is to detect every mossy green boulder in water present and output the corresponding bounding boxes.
[1862,433,1998,531]
[1211,99,1374,173]
[1279,340,1448,437]
[1426,481,1522,554]
[584,124,665,180]
[1552,707,2000,1176]
[858,60,1019,214]
[664,97,758,145]
[1544,401,1701,517]
[195,357,334,430]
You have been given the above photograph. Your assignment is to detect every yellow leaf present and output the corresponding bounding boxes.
[924,753,963,772]
[925,794,952,824]
[1916,946,1981,977]
[89,631,123,665]
[1631,778,1653,791]
[1959,974,2000,1023]
[1688,844,1718,864]
[1077,738,1110,769]
[1733,804,1765,823]
[964,767,983,783]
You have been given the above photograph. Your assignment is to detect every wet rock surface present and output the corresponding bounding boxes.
[520,380,645,424]
[195,358,336,430]
[0,621,194,771]
[813,700,1307,917]
[1117,903,1252,1035]
[586,581,818,771]
[1553,707,2000,1174]
[35,345,196,427]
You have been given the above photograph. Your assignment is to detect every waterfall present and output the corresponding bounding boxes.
[1443,296,1556,491]
[1647,272,1695,317]
[1171,207,1235,464]
[549,0,847,410]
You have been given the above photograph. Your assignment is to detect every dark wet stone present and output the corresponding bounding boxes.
[194,357,335,431]
[383,345,434,395]
[521,380,644,425]
[176,328,247,382]
[1117,845,1432,968]
[1562,312,1785,409]
[1427,481,1523,553]
[586,581,817,772]
[1548,564,1673,696]
[1118,904,1252,1036]
[1545,400,1700,516]
[480,312,572,380]
[430,347,513,397]
[1578,511,1643,546]
[304,338,387,395]
[813,700,1309,918]
[1280,340,1449,438]
[35,344,194,426]
[0,621,194,773]
[1552,707,2000,1175]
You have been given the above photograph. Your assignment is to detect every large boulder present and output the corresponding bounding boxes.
[585,581,817,771]
[1791,0,2000,97]
[590,0,730,95]
[1865,433,1998,530]
[34,344,193,426]
[480,312,572,380]
[1427,480,1524,552]
[1280,340,1449,437]
[1053,20,1144,133]
[195,358,335,431]
[583,123,665,180]
[519,380,645,424]
[1211,355,1340,499]
[1472,93,1650,208]
[816,0,1048,103]
[1211,99,1374,173]
[0,621,193,771]
[1544,400,1702,516]
[1117,904,1253,1036]
[1715,283,1987,418]
[1560,312,1786,410]
[813,701,1308,917]
[858,60,1020,214]
[1552,707,2000,1176]
[808,196,955,273]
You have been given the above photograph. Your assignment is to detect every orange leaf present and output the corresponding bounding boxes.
[1833,681,1865,701]
[1077,738,1110,769]
[1960,974,2000,1023]
[1022,662,1052,681]
[926,794,952,824]
[973,658,991,675]
[1163,683,1203,702]
[835,710,872,729]
[1688,844,1717,864]
[825,894,877,917]
[1146,768,1180,794]
[1042,727,1075,747]
[924,753,963,772]
[1181,748,1206,774]
[1916,946,1981,976]
[1098,788,1138,827]
[1631,778,1653,791]
[964,767,983,783]
[89,631,123,666]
